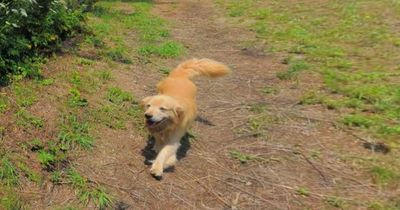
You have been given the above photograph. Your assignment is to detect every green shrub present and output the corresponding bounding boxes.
[0,0,94,84]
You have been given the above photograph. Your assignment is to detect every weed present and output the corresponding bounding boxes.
[50,170,63,184]
[229,150,261,163]
[0,188,26,210]
[155,41,184,58]
[77,58,95,66]
[0,157,19,186]
[342,114,375,128]
[260,86,278,94]
[12,84,37,107]
[296,187,310,197]
[58,115,94,149]
[138,41,184,58]
[91,105,126,129]
[15,109,44,128]
[17,162,41,183]
[27,138,44,151]
[37,78,55,86]
[277,59,310,80]
[37,150,56,168]
[159,67,170,75]
[0,94,8,113]
[68,70,101,94]
[67,169,113,208]
[127,103,145,134]
[96,70,112,81]
[69,71,82,86]
[105,48,132,64]
[324,196,345,208]
[85,35,105,48]
[106,87,133,105]
[370,166,399,186]
[68,88,89,107]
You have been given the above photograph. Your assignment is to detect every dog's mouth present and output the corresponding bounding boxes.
[146,118,167,128]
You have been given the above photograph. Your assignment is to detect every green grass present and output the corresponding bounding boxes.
[95,70,112,81]
[217,0,400,144]
[91,105,127,129]
[66,169,113,209]
[58,115,94,150]
[15,109,44,128]
[68,70,101,94]
[0,157,19,187]
[277,59,310,80]
[12,83,37,107]
[89,1,184,60]
[296,187,310,197]
[324,196,346,209]
[229,150,262,163]
[370,166,400,186]
[0,94,8,113]
[17,162,41,184]
[68,88,89,107]
[106,87,133,105]
[0,188,26,210]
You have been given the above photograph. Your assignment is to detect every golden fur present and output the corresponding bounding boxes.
[141,58,230,178]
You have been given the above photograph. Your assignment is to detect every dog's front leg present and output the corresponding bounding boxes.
[150,142,180,179]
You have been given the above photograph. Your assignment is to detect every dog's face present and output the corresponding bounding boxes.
[141,95,182,132]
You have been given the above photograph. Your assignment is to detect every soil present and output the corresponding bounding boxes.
[6,0,397,209]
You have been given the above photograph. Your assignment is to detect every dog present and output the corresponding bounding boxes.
[141,58,230,179]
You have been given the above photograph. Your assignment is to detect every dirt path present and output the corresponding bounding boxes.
[45,1,390,209]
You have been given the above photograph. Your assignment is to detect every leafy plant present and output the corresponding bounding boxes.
[0,0,89,84]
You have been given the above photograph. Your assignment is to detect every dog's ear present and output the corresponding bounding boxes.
[173,104,184,118]
[140,96,152,108]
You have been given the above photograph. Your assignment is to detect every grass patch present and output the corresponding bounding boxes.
[217,0,400,143]
[324,196,346,209]
[90,1,184,59]
[17,162,41,184]
[104,47,132,64]
[58,114,94,150]
[296,187,310,197]
[0,95,8,114]
[260,86,278,94]
[66,169,113,209]
[277,59,310,80]
[95,70,112,81]
[0,157,19,186]
[68,88,89,107]
[342,114,376,128]
[370,166,400,186]
[229,150,262,164]
[91,105,127,129]
[15,109,44,128]
[106,87,133,105]
[12,84,37,107]
[0,188,26,210]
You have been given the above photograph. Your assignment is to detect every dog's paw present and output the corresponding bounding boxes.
[150,164,163,180]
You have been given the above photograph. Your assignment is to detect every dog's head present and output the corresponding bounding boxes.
[141,95,183,132]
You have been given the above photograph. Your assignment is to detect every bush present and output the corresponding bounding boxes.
[0,0,95,84]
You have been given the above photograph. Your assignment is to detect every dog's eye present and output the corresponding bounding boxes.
[160,107,168,111]
[145,104,151,108]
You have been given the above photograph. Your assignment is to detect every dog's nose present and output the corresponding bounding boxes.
[145,114,152,119]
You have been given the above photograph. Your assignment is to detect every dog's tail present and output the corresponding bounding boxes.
[169,58,231,80]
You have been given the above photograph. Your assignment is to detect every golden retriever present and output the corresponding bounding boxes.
[141,58,230,179]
